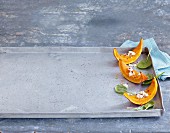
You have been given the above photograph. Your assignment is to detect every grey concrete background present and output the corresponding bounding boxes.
[0,0,170,132]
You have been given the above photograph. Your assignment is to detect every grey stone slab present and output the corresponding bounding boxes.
[0,47,164,118]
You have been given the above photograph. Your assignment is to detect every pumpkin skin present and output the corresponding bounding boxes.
[124,77,158,105]
[119,59,148,84]
[113,38,143,64]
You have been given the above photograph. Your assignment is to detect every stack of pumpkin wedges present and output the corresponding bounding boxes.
[113,39,158,105]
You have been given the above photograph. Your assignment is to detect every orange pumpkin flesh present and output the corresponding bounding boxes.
[119,59,148,84]
[124,78,158,105]
[113,38,143,64]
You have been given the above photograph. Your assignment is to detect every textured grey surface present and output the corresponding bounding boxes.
[0,47,163,118]
[0,0,170,132]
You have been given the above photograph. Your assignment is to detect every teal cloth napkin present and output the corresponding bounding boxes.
[120,38,170,80]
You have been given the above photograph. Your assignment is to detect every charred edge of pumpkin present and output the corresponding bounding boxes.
[124,77,158,105]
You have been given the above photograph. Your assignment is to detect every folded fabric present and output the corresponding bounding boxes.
[120,38,170,80]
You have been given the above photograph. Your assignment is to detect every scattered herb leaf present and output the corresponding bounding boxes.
[142,79,152,85]
[137,56,152,69]
[144,101,155,110]
[142,73,154,85]
[142,72,165,85]
[115,84,127,95]
[146,73,154,80]
[133,101,154,111]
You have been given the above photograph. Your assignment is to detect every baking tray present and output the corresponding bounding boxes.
[0,47,164,118]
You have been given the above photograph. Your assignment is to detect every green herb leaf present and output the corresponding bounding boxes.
[133,101,154,111]
[133,105,145,111]
[146,73,154,80]
[142,73,154,85]
[142,72,165,85]
[144,100,155,110]
[115,84,127,95]
[156,72,165,79]
[137,56,152,69]
[142,79,152,85]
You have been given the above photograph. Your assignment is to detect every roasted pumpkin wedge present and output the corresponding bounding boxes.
[124,77,158,105]
[113,38,143,64]
[119,59,148,84]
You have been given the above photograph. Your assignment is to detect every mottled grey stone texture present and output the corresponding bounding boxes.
[0,0,170,132]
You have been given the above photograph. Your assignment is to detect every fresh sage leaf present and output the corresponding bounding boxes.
[142,79,152,85]
[137,56,152,69]
[115,84,127,95]
[133,101,154,111]
[133,105,145,111]
[146,73,154,80]
[142,73,154,85]
[142,72,165,85]
[144,100,155,110]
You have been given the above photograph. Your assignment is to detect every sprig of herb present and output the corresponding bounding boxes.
[146,73,154,80]
[156,72,165,79]
[132,100,154,111]
[142,72,165,85]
